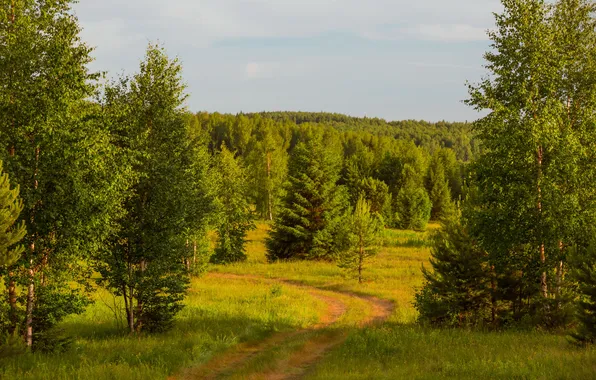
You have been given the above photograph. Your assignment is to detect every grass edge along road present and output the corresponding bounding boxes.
[172,272,394,379]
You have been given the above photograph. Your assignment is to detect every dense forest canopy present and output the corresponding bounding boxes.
[245,111,480,161]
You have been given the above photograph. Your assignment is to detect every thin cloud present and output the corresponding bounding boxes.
[412,24,489,42]
[245,62,281,79]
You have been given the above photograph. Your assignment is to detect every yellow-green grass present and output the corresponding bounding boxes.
[0,271,323,379]
[217,223,596,379]
[309,327,596,379]
[217,222,432,324]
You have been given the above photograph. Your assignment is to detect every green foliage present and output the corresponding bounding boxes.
[252,111,480,162]
[570,243,596,344]
[426,151,456,222]
[0,161,25,267]
[463,0,596,327]
[244,116,289,220]
[353,177,392,224]
[436,148,463,201]
[394,165,431,231]
[211,146,255,264]
[0,332,25,360]
[338,196,384,283]
[266,132,348,261]
[95,44,210,333]
[198,112,468,231]
[415,219,492,327]
[0,0,124,348]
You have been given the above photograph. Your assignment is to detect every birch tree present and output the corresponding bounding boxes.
[466,0,596,323]
[0,0,125,348]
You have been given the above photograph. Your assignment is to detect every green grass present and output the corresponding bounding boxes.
[0,270,323,379]
[309,327,596,379]
[2,221,595,379]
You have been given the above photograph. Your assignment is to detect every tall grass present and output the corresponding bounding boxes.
[0,269,322,379]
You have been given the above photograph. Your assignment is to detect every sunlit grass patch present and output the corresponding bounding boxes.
[0,265,323,380]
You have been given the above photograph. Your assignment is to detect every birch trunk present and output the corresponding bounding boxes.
[8,273,17,332]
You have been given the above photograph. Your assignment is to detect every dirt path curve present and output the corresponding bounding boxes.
[171,273,394,380]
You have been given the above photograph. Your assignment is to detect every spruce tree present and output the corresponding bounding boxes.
[211,145,255,264]
[570,243,596,344]
[356,177,392,224]
[415,219,492,327]
[266,133,347,261]
[394,165,431,231]
[426,152,456,222]
[338,196,384,283]
[0,161,25,267]
[436,148,463,201]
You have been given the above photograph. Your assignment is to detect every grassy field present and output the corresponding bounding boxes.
[1,222,595,379]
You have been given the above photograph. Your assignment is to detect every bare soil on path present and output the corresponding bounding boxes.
[171,273,394,380]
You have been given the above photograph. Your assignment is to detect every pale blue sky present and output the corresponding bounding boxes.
[74,0,502,122]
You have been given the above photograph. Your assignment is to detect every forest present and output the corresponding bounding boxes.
[1,0,596,379]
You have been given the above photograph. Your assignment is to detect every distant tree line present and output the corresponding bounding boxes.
[198,112,464,231]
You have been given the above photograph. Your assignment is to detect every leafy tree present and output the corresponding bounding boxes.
[0,161,25,267]
[415,219,492,327]
[465,0,596,325]
[95,44,210,333]
[338,196,383,283]
[266,133,348,261]
[182,114,217,275]
[0,0,124,348]
[245,117,289,220]
[211,145,255,264]
[252,111,479,162]
[394,165,431,231]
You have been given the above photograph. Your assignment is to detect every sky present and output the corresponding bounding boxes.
[73,0,502,122]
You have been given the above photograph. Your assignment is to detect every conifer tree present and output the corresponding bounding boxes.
[570,243,596,344]
[426,152,456,221]
[415,219,492,327]
[211,145,255,264]
[343,141,375,203]
[394,165,431,231]
[436,148,463,201]
[356,177,392,224]
[0,161,25,267]
[338,196,383,283]
[266,133,347,261]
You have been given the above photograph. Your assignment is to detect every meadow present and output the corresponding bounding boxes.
[1,223,594,379]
